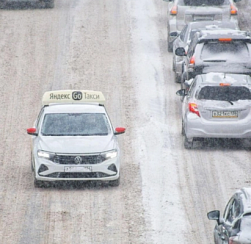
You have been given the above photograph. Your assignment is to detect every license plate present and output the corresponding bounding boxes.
[64,166,92,172]
[193,15,214,21]
[212,111,238,118]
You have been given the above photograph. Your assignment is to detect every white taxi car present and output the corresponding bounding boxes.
[27,90,125,187]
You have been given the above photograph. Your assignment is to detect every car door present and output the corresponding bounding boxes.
[216,197,241,244]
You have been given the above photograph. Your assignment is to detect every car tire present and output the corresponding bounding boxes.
[167,32,173,52]
[109,177,120,187]
[175,73,181,83]
[181,120,185,136]
[45,0,54,8]
[184,135,193,149]
[34,179,44,188]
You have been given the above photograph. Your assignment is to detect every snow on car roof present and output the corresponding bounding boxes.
[42,90,105,106]
[199,29,251,41]
[188,21,238,30]
[200,73,251,86]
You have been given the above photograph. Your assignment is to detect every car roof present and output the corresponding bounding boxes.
[43,103,107,114]
[197,73,251,86]
[198,29,251,42]
[187,21,237,30]
[237,188,251,214]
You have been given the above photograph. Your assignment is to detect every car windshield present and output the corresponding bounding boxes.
[201,41,250,61]
[178,0,228,6]
[41,113,111,136]
[197,86,251,101]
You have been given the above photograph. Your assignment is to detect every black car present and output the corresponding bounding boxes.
[207,187,251,244]
[175,29,251,88]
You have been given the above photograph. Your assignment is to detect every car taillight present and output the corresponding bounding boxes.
[230,4,237,15]
[170,6,177,15]
[219,38,232,42]
[189,103,200,117]
[189,56,195,65]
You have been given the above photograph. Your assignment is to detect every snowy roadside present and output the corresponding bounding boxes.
[129,0,190,242]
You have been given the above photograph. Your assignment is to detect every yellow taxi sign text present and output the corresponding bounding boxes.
[42,90,105,106]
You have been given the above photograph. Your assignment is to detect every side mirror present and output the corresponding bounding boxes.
[27,128,38,136]
[170,32,178,37]
[114,127,126,135]
[176,89,187,97]
[175,47,186,56]
[207,210,220,224]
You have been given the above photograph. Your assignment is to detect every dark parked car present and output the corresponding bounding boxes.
[0,0,54,8]
[175,29,251,88]
[207,187,251,244]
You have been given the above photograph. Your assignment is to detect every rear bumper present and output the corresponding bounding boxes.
[185,114,251,139]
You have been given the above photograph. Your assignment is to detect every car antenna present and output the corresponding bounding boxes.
[224,73,226,79]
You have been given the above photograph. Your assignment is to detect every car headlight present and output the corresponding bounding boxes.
[102,150,118,160]
[37,150,55,160]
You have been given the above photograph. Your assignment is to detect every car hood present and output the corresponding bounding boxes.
[37,135,116,154]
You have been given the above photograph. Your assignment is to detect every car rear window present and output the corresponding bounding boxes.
[178,0,228,6]
[197,86,251,101]
[200,41,250,61]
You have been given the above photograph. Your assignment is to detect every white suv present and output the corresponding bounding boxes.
[163,0,241,52]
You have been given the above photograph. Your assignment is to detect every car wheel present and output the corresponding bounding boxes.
[45,0,54,8]
[109,177,120,187]
[181,120,185,136]
[172,56,176,72]
[175,73,181,83]
[184,135,193,149]
[34,178,44,188]
[167,32,173,52]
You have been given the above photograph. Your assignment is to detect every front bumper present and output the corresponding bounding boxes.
[34,156,120,182]
[185,114,251,139]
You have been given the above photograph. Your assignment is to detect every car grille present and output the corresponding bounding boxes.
[43,172,111,178]
[53,154,106,165]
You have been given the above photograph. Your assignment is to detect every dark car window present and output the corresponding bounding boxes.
[201,41,250,60]
[41,113,111,136]
[178,0,228,6]
[197,86,251,101]
[179,25,188,42]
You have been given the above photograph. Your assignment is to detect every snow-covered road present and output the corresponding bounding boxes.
[0,0,250,243]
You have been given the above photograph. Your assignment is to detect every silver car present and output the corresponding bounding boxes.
[208,187,251,244]
[27,90,126,187]
[163,0,241,52]
[176,73,251,149]
[172,21,238,83]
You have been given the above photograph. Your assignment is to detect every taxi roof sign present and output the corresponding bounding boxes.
[42,90,105,106]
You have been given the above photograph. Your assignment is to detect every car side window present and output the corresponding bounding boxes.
[179,26,187,42]
[35,108,45,131]
[225,199,240,224]
[187,79,197,96]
